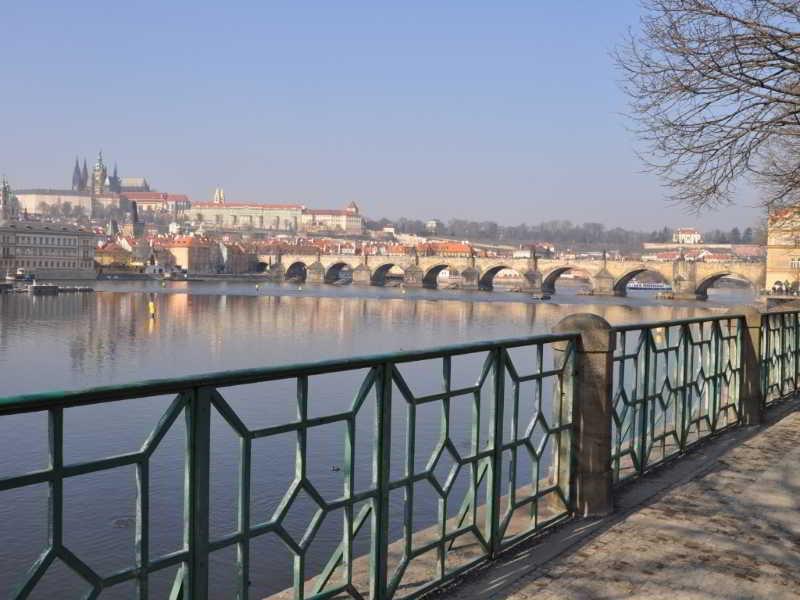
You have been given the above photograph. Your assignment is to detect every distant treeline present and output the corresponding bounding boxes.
[365,218,764,247]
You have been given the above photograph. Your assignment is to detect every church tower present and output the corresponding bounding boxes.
[213,187,226,204]
[72,157,82,191]
[92,151,107,196]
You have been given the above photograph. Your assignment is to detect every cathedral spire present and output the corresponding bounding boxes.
[111,162,120,192]
[72,157,81,190]
[81,159,89,191]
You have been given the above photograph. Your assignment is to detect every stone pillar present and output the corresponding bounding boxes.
[306,261,325,284]
[460,266,480,290]
[270,262,286,282]
[672,258,700,300]
[403,264,424,287]
[553,313,615,517]
[521,268,544,294]
[727,306,764,425]
[351,264,371,285]
[591,269,617,296]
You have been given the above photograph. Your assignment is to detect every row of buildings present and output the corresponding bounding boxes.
[0,178,97,279]
[189,188,363,234]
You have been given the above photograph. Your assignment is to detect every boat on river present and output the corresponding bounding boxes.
[627,279,672,291]
[5,268,34,282]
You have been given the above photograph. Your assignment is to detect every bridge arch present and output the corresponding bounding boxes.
[324,262,352,284]
[613,267,670,294]
[285,261,308,282]
[478,264,522,290]
[542,266,592,294]
[423,264,454,288]
[371,263,403,286]
[695,271,756,298]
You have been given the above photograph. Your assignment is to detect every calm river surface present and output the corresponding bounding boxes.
[0,281,755,598]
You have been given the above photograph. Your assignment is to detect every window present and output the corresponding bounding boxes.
[790,257,800,270]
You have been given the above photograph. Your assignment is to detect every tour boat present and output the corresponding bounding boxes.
[627,279,672,291]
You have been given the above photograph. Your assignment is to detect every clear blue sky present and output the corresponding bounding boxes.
[0,1,761,230]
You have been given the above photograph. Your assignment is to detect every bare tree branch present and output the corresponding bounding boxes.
[616,0,800,210]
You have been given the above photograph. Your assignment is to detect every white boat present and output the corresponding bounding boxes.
[627,279,672,291]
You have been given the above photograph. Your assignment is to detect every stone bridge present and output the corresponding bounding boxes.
[268,252,766,300]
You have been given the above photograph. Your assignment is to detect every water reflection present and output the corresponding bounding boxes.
[0,283,753,397]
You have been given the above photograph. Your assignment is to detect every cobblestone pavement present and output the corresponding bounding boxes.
[446,400,800,600]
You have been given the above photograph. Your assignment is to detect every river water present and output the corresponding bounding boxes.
[0,281,755,598]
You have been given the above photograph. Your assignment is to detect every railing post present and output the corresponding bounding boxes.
[553,314,614,517]
[185,386,212,599]
[489,346,506,557]
[372,362,393,600]
[727,307,763,425]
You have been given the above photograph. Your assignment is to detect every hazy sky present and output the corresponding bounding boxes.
[0,1,762,230]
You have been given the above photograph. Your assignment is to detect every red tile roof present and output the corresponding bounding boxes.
[305,209,352,216]
[192,202,304,209]
[124,192,189,202]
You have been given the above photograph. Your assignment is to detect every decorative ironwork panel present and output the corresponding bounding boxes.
[761,310,800,404]
[0,334,576,600]
[610,316,743,484]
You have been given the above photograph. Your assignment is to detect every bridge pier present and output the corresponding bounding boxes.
[520,268,544,295]
[460,266,480,290]
[591,270,618,296]
[352,264,372,285]
[269,262,285,282]
[403,264,424,287]
[306,261,326,285]
[672,258,702,300]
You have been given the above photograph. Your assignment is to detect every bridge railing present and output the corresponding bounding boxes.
[610,316,743,484]
[0,334,577,600]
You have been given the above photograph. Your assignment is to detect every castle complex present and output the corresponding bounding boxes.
[5,153,365,235]
[14,152,129,217]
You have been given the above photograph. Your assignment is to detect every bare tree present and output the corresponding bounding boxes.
[616,0,800,210]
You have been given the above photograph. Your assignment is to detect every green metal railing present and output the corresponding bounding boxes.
[0,334,577,599]
[610,315,743,483]
[761,310,800,404]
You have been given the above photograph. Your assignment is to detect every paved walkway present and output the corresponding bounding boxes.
[445,399,800,600]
